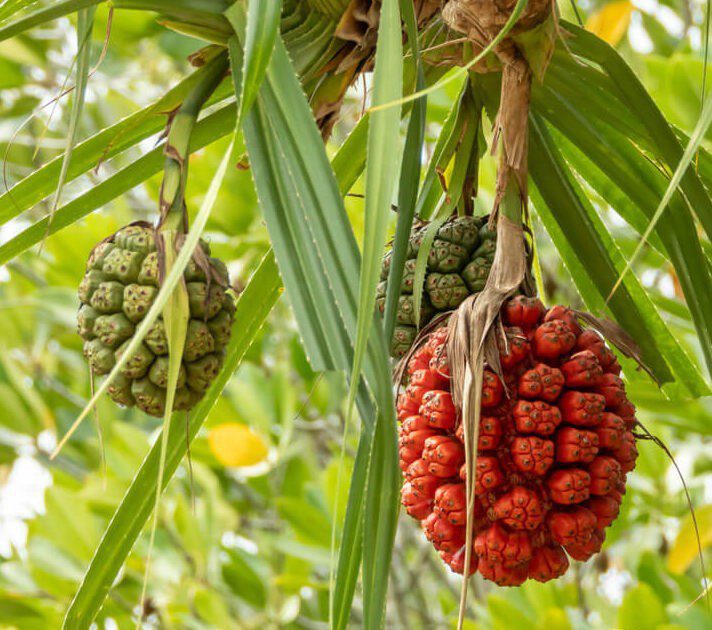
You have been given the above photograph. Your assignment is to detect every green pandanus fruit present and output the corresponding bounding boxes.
[77,55,233,417]
[78,223,235,416]
[377,215,500,358]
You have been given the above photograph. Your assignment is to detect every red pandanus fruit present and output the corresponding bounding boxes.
[396,297,638,586]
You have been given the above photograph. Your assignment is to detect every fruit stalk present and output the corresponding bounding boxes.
[159,52,228,232]
[435,3,547,624]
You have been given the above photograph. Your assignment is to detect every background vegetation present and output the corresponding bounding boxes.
[0,0,709,628]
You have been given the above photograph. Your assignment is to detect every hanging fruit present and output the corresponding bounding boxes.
[77,223,235,416]
[377,216,498,358]
[76,58,233,418]
[397,296,638,586]
[378,214,535,359]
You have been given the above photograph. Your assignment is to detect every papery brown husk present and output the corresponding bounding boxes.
[313,0,442,137]
[443,0,552,43]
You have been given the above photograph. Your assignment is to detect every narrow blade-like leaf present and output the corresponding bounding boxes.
[529,115,708,396]
[349,0,402,412]
[0,64,231,225]
[0,0,101,41]
[383,0,426,345]
[531,82,712,382]
[348,4,402,624]
[239,31,397,628]
[564,22,712,244]
[0,104,236,265]
[62,250,282,628]
[44,7,96,236]
[225,0,282,127]
[609,90,712,301]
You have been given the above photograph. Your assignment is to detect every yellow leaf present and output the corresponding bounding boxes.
[209,423,269,467]
[667,504,712,574]
[586,1,633,46]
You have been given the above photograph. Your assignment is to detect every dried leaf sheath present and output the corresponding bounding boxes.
[492,51,532,205]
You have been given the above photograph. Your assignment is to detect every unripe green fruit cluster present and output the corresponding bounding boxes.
[77,224,235,416]
[377,216,497,358]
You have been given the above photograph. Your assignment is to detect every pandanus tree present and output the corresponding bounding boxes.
[0,0,710,628]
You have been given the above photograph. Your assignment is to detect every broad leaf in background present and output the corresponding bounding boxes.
[585,0,632,47]
[208,422,269,467]
[667,505,712,574]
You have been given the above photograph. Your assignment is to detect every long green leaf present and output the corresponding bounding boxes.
[546,47,712,192]
[0,63,230,226]
[45,6,96,234]
[349,0,402,408]
[544,52,647,142]
[383,0,426,346]
[0,0,231,42]
[349,3,402,626]
[609,89,712,300]
[363,406,400,629]
[0,0,102,41]
[243,37,392,384]
[62,250,282,628]
[240,32,396,629]
[532,82,712,382]
[549,129,666,255]
[0,103,236,265]
[331,426,369,630]
[230,0,282,126]
[529,115,709,397]
[414,79,468,220]
[563,22,712,244]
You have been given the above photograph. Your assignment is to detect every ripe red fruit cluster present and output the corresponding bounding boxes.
[397,297,638,586]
